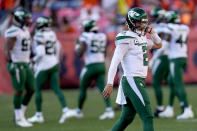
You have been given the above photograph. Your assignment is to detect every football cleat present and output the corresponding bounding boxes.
[59,109,75,124]
[99,110,115,120]
[72,109,84,118]
[177,106,194,120]
[158,106,174,118]
[27,114,44,123]
[15,119,33,127]
[154,108,164,118]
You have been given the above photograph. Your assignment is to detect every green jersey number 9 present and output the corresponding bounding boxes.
[21,39,30,51]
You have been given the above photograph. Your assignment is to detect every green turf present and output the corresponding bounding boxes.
[0,86,197,131]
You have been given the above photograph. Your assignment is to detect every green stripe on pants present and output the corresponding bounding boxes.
[112,76,154,131]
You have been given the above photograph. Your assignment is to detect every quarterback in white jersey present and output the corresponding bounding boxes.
[4,8,35,127]
[159,11,194,120]
[72,20,114,120]
[28,16,73,124]
[103,8,162,131]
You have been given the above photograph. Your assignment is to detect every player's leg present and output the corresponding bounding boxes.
[171,58,194,119]
[122,76,154,131]
[50,65,66,108]
[28,70,47,123]
[159,74,175,118]
[78,66,93,110]
[7,63,32,127]
[48,65,73,123]
[72,66,93,118]
[111,98,136,131]
[21,65,35,116]
[151,56,168,116]
[95,67,114,120]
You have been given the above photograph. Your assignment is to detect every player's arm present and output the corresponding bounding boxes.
[148,27,162,49]
[32,41,45,63]
[103,43,129,99]
[75,41,87,57]
[4,37,16,62]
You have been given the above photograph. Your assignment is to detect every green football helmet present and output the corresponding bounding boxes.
[165,10,181,23]
[126,7,149,36]
[36,16,52,30]
[150,8,166,23]
[13,8,32,27]
[82,20,98,32]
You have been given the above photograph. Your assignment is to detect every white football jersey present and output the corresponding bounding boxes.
[168,23,189,59]
[79,32,107,65]
[5,25,31,63]
[153,23,170,56]
[115,31,153,78]
[33,29,59,72]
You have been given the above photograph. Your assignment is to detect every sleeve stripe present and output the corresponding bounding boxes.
[115,36,135,41]
[7,29,17,34]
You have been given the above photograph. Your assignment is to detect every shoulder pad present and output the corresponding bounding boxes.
[115,31,136,45]
[5,26,19,38]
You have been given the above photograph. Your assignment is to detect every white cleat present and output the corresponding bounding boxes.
[177,106,194,120]
[15,119,33,127]
[27,114,44,123]
[99,110,115,120]
[159,106,174,118]
[59,109,75,124]
[72,109,84,118]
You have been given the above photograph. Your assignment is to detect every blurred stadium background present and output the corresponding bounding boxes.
[0,0,197,130]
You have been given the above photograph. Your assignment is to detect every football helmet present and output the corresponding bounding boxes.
[126,7,149,36]
[36,16,52,30]
[13,8,32,27]
[150,8,166,23]
[165,10,181,23]
[82,20,98,32]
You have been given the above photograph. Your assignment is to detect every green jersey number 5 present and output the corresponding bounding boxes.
[90,40,105,53]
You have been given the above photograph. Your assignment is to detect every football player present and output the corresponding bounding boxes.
[27,16,73,124]
[149,8,172,117]
[159,11,194,119]
[103,7,162,131]
[4,8,35,127]
[72,20,114,120]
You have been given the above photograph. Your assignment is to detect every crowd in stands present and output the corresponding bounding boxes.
[0,0,197,36]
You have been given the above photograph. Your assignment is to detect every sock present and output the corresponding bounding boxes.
[14,109,21,120]
[36,112,43,116]
[76,108,82,113]
[62,107,68,113]
[156,105,164,111]
[106,107,112,112]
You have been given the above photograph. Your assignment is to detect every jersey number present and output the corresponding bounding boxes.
[45,41,56,55]
[21,39,29,51]
[142,46,148,66]
[176,35,188,47]
[90,40,105,53]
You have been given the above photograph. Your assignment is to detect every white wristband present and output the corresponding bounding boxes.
[150,33,161,44]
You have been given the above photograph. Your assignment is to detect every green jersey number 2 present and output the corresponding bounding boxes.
[45,41,56,55]
[142,46,148,66]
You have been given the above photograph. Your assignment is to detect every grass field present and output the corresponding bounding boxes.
[0,86,197,131]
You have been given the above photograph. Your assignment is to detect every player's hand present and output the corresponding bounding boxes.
[146,26,155,34]
[103,84,113,99]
